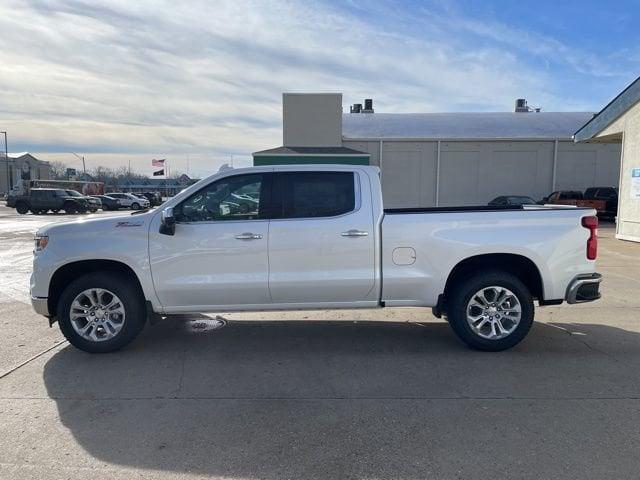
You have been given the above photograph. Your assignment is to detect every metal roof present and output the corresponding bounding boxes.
[342,112,596,141]
[0,152,50,164]
[253,146,369,155]
[574,75,640,142]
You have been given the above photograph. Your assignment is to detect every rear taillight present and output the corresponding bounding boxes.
[582,216,598,260]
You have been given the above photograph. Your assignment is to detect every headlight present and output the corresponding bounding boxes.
[34,235,49,252]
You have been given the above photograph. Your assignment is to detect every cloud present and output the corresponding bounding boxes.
[0,0,635,175]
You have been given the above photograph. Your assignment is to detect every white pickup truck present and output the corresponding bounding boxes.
[31,165,602,353]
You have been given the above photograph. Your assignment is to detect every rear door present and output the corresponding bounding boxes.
[267,170,376,305]
[30,190,49,210]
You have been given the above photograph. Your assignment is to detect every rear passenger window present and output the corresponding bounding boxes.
[277,172,356,219]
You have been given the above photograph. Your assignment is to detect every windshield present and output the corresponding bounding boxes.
[65,190,83,197]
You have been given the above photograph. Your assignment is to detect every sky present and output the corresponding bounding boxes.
[1,0,639,177]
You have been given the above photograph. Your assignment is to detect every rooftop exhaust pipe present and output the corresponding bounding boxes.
[351,98,374,113]
[515,98,541,113]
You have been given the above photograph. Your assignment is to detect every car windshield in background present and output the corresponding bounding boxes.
[508,196,537,205]
[65,190,83,197]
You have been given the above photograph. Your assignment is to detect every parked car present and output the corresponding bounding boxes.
[541,188,617,217]
[91,195,121,211]
[7,188,96,214]
[31,165,602,353]
[134,191,163,206]
[64,190,101,213]
[488,195,537,206]
[106,193,150,210]
[584,187,618,219]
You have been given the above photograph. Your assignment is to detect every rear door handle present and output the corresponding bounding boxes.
[341,229,369,237]
[235,232,263,240]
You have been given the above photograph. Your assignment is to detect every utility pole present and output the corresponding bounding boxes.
[1,132,8,194]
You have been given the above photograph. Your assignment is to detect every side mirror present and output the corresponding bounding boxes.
[159,207,176,236]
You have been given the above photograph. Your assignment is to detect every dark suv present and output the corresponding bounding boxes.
[134,191,163,206]
[7,188,97,214]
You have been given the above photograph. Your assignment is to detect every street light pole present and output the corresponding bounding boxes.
[1,131,8,194]
[70,152,86,175]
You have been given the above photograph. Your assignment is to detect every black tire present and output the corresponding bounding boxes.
[51,209,59,214]
[15,202,29,214]
[63,202,77,214]
[131,202,140,210]
[446,270,534,352]
[89,208,98,213]
[57,272,146,353]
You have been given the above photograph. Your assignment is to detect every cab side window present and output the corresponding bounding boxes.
[274,172,356,219]
[175,173,267,223]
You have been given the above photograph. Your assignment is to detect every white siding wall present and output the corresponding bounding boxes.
[615,101,640,242]
[344,139,621,207]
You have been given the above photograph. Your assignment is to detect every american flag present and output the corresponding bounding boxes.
[152,158,165,167]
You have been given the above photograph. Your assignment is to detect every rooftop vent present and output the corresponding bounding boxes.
[351,98,374,113]
[515,98,541,113]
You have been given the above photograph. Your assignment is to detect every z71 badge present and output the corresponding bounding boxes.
[115,221,143,228]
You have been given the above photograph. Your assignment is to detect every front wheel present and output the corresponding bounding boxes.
[57,272,146,353]
[63,202,77,214]
[446,271,534,351]
[131,202,140,210]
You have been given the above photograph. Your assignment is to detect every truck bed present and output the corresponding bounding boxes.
[384,205,593,214]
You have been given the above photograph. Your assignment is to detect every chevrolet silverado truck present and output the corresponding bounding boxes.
[30,165,602,353]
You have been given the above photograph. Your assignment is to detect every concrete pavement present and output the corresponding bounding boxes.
[1,205,640,479]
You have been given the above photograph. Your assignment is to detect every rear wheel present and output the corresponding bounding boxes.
[15,202,29,214]
[57,272,146,353]
[446,271,534,351]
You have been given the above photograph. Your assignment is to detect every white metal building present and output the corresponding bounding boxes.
[254,93,621,208]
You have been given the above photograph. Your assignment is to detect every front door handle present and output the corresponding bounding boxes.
[235,232,263,240]
[341,229,369,237]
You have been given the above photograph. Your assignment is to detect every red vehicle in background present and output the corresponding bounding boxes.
[27,179,104,196]
[541,187,618,218]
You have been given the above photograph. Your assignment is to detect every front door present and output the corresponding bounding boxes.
[149,173,272,310]
[267,171,376,304]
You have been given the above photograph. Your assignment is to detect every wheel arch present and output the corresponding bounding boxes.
[441,253,544,310]
[48,260,146,317]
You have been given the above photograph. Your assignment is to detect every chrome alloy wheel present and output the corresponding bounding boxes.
[69,288,126,342]
[466,286,522,340]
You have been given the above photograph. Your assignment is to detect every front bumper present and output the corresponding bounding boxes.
[566,273,602,304]
[31,296,50,316]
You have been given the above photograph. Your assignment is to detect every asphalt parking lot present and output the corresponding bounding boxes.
[1,204,640,479]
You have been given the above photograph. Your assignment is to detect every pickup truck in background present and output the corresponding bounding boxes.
[30,165,602,353]
[541,187,618,218]
[7,188,101,214]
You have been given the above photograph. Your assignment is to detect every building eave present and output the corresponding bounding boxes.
[574,75,640,142]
